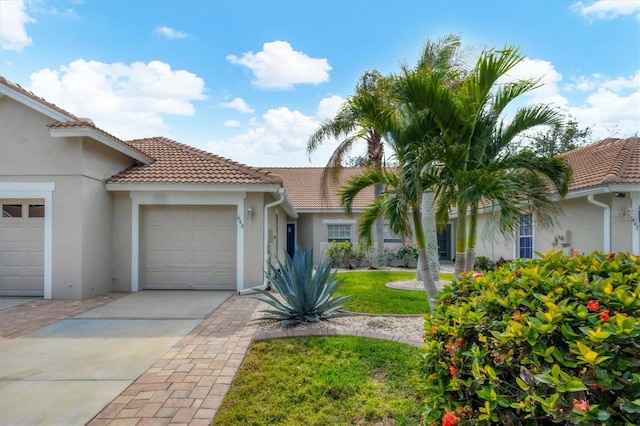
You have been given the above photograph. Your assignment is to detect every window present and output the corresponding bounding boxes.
[2,204,22,218]
[29,204,45,218]
[327,224,351,242]
[383,223,402,243]
[518,214,533,258]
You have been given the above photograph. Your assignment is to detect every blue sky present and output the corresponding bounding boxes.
[1,0,639,167]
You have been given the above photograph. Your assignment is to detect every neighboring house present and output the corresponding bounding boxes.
[1,75,637,299]
[465,137,640,261]
[0,77,295,299]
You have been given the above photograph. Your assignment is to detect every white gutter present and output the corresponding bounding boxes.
[587,195,611,253]
[238,187,286,295]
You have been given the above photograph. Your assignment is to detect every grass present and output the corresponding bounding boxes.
[212,270,450,424]
[334,270,454,315]
[211,336,424,426]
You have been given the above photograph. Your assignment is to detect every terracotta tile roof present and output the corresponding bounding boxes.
[562,137,640,191]
[0,76,79,120]
[48,119,127,142]
[264,167,374,210]
[108,137,284,185]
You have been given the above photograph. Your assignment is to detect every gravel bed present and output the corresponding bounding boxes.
[251,279,447,344]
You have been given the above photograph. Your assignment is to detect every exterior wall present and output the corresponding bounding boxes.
[1,96,136,299]
[471,193,637,263]
[112,191,132,291]
[243,192,265,287]
[470,213,516,261]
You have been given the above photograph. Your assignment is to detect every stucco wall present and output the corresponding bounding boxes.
[111,191,132,291]
[1,96,136,299]
[243,192,265,287]
[470,193,637,263]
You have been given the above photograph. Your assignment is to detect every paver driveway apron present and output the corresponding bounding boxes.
[0,290,233,426]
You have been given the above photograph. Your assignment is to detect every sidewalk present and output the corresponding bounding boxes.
[88,295,261,426]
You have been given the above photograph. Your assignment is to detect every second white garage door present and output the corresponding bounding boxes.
[141,205,237,290]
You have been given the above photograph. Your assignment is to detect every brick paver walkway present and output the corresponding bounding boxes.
[2,291,423,425]
[0,293,128,339]
[88,295,261,426]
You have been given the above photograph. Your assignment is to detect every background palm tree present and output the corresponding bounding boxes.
[307,70,390,267]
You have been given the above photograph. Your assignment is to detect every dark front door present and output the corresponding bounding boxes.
[286,223,295,258]
[437,224,451,261]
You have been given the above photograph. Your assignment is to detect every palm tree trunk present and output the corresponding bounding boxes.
[413,208,438,310]
[464,202,478,272]
[417,248,438,311]
[422,190,440,281]
[454,205,467,279]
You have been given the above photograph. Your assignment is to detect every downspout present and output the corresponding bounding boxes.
[238,187,286,295]
[587,195,611,253]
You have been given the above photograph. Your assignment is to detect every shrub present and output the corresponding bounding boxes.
[474,255,496,272]
[396,244,419,268]
[494,256,512,269]
[255,246,351,326]
[421,250,640,425]
[326,240,369,269]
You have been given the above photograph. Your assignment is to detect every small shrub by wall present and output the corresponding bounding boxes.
[421,250,640,425]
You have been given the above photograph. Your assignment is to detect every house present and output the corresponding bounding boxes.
[469,137,640,261]
[0,76,295,299]
[1,75,638,299]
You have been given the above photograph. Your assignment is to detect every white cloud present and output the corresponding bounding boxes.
[224,120,242,127]
[226,41,332,90]
[206,95,353,166]
[571,1,640,20]
[28,59,206,139]
[565,71,640,138]
[489,57,639,140]
[500,58,568,107]
[316,95,345,120]
[220,97,254,113]
[0,0,35,51]
[154,26,188,40]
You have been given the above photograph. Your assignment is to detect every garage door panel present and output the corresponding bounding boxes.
[141,205,237,290]
[1,227,25,242]
[192,230,215,243]
[2,252,24,266]
[145,228,168,244]
[1,201,44,296]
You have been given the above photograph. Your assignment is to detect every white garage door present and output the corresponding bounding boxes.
[0,202,44,296]
[141,205,237,290]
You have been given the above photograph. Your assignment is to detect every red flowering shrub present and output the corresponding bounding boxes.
[421,250,640,425]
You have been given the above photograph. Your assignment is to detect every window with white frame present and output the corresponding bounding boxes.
[327,224,352,242]
[518,214,533,258]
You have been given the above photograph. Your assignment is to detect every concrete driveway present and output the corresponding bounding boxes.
[0,291,233,426]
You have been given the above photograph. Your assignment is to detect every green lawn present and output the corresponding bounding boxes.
[211,270,449,425]
[335,270,453,314]
[211,336,424,426]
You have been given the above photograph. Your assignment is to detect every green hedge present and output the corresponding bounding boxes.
[421,250,640,425]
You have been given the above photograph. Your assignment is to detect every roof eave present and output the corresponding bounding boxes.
[105,182,286,192]
[49,126,153,164]
[0,82,74,122]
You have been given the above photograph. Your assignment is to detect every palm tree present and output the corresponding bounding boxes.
[410,45,572,276]
[307,70,390,267]
[340,162,441,310]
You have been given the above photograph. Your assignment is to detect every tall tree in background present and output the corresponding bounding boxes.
[307,70,390,267]
[528,119,593,156]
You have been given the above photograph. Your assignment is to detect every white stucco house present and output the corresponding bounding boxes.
[0,76,296,299]
[1,76,638,299]
[467,137,640,261]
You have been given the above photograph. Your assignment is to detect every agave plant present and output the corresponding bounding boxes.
[255,246,351,326]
